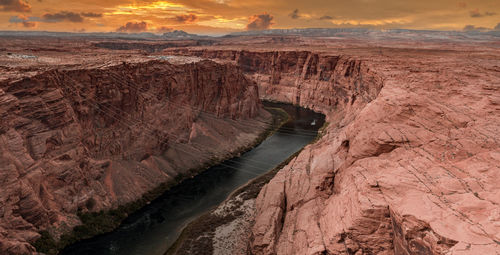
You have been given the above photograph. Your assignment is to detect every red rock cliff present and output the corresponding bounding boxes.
[167,48,500,255]
[0,59,270,254]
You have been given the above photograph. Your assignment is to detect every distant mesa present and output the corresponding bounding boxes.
[162,30,204,39]
[0,29,207,40]
[226,28,500,42]
[0,28,498,42]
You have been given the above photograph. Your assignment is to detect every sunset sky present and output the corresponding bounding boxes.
[1,0,499,35]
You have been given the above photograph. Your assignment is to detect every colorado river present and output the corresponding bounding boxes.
[61,102,325,255]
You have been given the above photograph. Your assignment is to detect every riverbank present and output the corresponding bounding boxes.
[33,106,288,255]
[165,149,303,255]
[166,110,328,255]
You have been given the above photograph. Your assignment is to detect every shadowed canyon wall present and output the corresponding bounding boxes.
[0,60,270,254]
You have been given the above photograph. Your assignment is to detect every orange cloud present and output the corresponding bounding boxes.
[0,0,31,12]
[0,0,499,34]
[22,21,37,27]
[171,13,197,23]
[246,13,273,30]
[117,21,149,33]
[156,26,173,33]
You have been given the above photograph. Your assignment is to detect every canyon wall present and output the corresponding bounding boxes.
[166,49,383,115]
[168,49,500,254]
[0,59,270,254]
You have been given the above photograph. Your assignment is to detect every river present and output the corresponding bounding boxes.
[61,102,325,255]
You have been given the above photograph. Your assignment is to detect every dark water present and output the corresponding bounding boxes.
[61,102,325,255]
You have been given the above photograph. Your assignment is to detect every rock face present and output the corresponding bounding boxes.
[168,48,500,254]
[166,49,383,114]
[0,59,269,254]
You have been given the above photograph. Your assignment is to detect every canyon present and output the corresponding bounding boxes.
[166,41,500,254]
[0,32,499,254]
[0,50,271,254]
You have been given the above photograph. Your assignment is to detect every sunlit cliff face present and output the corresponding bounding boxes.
[1,0,499,34]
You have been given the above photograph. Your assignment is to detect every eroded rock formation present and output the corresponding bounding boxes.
[168,48,500,254]
[0,59,270,254]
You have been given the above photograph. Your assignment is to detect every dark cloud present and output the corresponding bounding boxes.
[171,13,197,23]
[39,11,102,23]
[463,24,489,31]
[81,12,102,18]
[0,0,31,12]
[22,21,36,27]
[246,13,274,30]
[12,12,94,24]
[319,15,334,20]
[470,9,496,18]
[116,21,149,33]
[156,26,173,33]
[9,15,25,22]
[289,9,300,19]
[42,11,84,22]
[8,14,38,22]
[463,24,475,30]
[9,15,37,27]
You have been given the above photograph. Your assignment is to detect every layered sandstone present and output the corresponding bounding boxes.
[169,47,500,254]
[0,59,270,254]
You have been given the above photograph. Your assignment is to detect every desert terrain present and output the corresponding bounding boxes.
[0,30,499,254]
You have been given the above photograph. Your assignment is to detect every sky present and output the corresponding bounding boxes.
[1,0,499,35]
